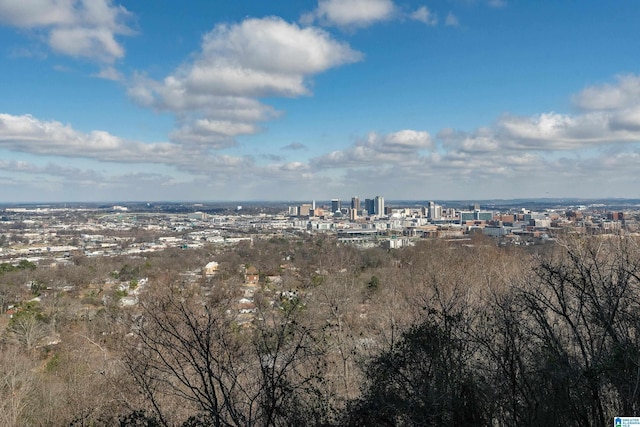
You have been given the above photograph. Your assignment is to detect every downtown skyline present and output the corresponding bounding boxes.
[1,1,640,202]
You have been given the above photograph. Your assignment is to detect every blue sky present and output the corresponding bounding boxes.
[1,0,640,202]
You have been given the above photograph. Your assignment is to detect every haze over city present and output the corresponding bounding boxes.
[1,1,640,202]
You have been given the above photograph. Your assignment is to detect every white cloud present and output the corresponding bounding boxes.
[610,107,640,131]
[0,0,133,63]
[282,161,309,171]
[201,17,361,78]
[0,0,76,27]
[49,26,124,61]
[380,129,433,151]
[169,119,258,147]
[312,130,432,168]
[438,74,640,154]
[303,73,640,199]
[573,74,640,111]
[410,6,438,25]
[439,111,640,153]
[0,113,276,190]
[128,75,281,125]
[128,16,361,148]
[445,12,460,27]
[438,127,500,153]
[179,17,361,98]
[0,113,192,164]
[301,0,396,28]
[92,65,123,81]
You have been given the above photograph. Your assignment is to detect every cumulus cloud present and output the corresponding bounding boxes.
[169,119,259,147]
[438,110,640,154]
[312,130,432,168]
[496,112,636,148]
[128,16,361,148]
[445,12,460,27]
[438,127,500,153]
[301,0,396,28]
[132,17,361,101]
[610,107,640,131]
[49,26,124,62]
[410,6,438,25]
[92,65,123,81]
[0,0,77,27]
[378,129,433,151]
[573,74,640,111]
[129,75,280,123]
[303,73,640,199]
[303,1,447,29]
[0,0,133,63]
[0,113,192,164]
[0,112,279,193]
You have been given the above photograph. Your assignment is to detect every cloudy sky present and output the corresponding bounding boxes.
[1,0,639,202]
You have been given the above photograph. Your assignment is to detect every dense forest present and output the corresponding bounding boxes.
[1,234,640,426]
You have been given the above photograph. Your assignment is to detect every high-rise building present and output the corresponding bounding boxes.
[351,196,360,210]
[374,196,385,216]
[299,204,312,216]
[364,199,374,215]
[428,201,442,220]
[348,197,359,219]
[331,199,341,214]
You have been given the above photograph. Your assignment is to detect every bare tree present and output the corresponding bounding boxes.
[522,236,640,424]
[125,277,329,426]
[0,346,37,427]
[473,235,640,426]
[8,313,49,351]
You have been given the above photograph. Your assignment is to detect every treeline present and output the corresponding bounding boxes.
[1,235,640,425]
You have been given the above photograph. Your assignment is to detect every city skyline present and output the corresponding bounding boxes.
[1,1,640,202]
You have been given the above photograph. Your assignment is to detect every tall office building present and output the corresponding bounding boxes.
[351,196,360,211]
[364,198,374,215]
[374,196,385,216]
[428,201,442,220]
[350,197,360,219]
[331,199,341,214]
[298,204,312,216]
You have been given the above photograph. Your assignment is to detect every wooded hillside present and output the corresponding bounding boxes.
[1,235,639,426]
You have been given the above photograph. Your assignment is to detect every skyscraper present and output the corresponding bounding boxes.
[350,196,360,219]
[364,198,374,215]
[331,199,341,214]
[428,201,442,220]
[351,196,360,210]
[374,196,384,216]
